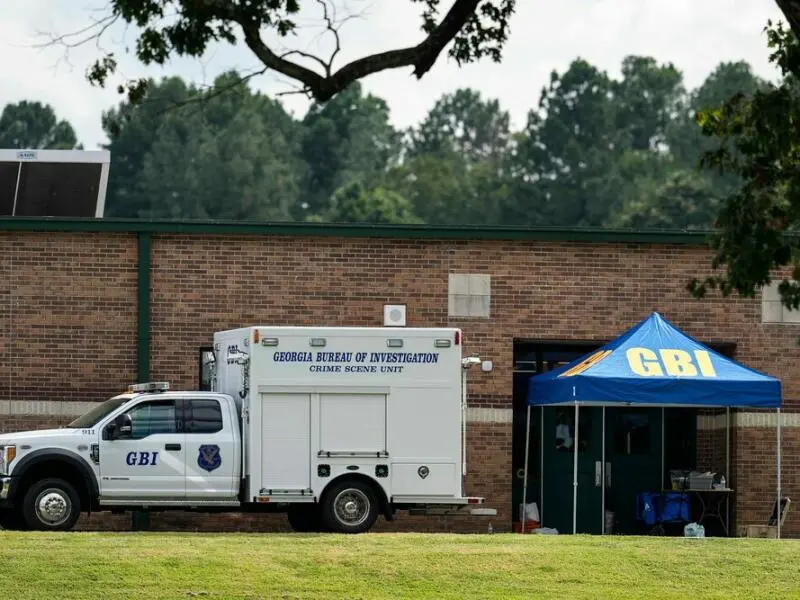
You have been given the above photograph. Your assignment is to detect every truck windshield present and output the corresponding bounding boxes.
[66,397,131,428]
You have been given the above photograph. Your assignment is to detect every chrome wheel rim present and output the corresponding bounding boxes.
[333,488,370,527]
[35,488,71,526]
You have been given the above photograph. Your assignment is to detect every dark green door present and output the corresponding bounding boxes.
[603,407,663,534]
[541,405,664,534]
[541,406,604,534]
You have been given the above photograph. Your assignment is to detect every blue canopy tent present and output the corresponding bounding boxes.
[521,312,783,536]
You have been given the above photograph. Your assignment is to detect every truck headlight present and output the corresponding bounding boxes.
[0,445,16,475]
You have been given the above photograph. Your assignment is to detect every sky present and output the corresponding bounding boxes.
[0,0,788,149]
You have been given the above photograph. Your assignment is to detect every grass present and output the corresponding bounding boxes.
[0,532,799,599]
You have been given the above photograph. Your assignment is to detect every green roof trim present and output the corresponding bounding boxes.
[0,217,713,245]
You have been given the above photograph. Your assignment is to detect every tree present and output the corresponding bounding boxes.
[613,56,684,152]
[388,87,513,225]
[104,71,304,219]
[406,88,512,164]
[510,59,623,226]
[50,2,800,110]
[300,82,401,219]
[609,166,722,230]
[666,61,767,179]
[689,21,800,313]
[101,76,193,216]
[53,0,515,106]
[385,148,512,225]
[0,101,79,149]
[312,180,422,224]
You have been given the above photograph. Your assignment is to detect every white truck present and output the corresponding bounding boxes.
[0,326,492,533]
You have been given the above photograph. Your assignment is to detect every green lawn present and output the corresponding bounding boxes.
[0,532,798,599]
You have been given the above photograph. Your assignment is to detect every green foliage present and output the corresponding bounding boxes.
[315,181,422,224]
[83,0,516,104]
[391,88,513,225]
[102,71,304,220]
[511,58,632,226]
[407,88,511,163]
[609,165,722,230]
[2,45,784,295]
[614,56,684,151]
[0,101,79,149]
[299,83,401,219]
[411,0,517,65]
[688,20,800,312]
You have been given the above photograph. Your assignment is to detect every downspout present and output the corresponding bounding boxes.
[133,231,152,531]
[137,232,151,382]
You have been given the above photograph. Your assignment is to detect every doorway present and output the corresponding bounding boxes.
[540,405,664,534]
[513,340,716,534]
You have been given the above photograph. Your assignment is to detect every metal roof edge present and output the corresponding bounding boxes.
[0,217,713,245]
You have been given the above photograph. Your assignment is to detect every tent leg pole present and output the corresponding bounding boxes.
[601,406,606,535]
[777,408,782,540]
[661,407,665,489]
[726,407,730,536]
[521,405,531,533]
[540,406,544,524]
[573,402,579,535]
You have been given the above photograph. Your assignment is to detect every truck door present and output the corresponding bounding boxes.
[99,397,186,499]
[184,397,238,500]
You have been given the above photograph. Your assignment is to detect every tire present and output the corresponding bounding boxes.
[287,505,323,532]
[0,508,28,531]
[321,479,378,534]
[21,478,81,531]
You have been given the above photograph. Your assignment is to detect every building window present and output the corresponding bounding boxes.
[762,281,800,324]
[448,273,491,318]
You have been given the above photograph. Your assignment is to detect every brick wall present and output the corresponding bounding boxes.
[0,232,138,407]
[1,230,798,535]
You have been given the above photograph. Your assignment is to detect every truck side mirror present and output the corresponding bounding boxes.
[113,414,133,439]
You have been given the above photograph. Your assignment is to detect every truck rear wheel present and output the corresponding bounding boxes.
[322,479,378,534]
[21,478,81,531]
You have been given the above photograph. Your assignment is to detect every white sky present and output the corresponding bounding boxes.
[0,0,787,149]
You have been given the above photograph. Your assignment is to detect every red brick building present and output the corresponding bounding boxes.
[1,218,797,535]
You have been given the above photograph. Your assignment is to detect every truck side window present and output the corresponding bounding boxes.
[187,399,223,434]
[127,400,178,439]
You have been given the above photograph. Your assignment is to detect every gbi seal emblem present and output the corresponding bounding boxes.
[198,444,222,472]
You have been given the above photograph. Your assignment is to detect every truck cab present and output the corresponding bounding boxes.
[0,382,242,531]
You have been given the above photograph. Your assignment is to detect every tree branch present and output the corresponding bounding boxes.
[316,0,341,76]
[279,49,331,74]
[239,21,327,95]
[775,0,800,37]
[237,0,480,102]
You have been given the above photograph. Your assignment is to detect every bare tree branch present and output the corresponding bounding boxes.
[316,0,341,76]
[153,66,270,115]
[279,49,331,75]
[237,0,481,102]
[31,13,119,51]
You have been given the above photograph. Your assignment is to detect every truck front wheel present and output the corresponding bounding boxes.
[322,479,378,534]
[0,508,28,531]
[21,478,81,531]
